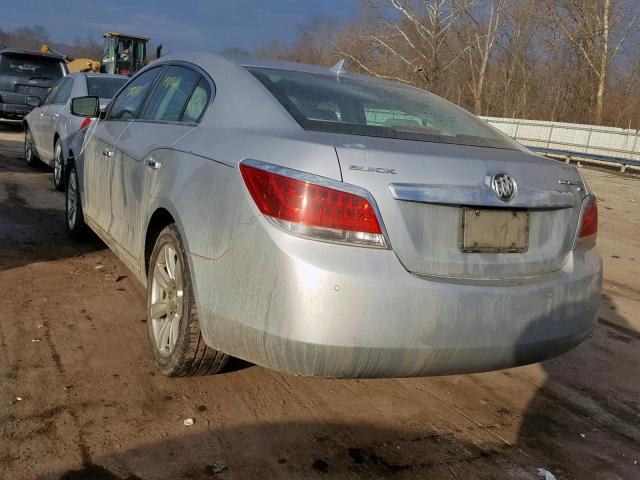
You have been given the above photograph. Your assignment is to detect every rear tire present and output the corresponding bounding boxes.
[147,224,228,377]
[53,140,65,191]
[24,127,40,167]
[65,164,89,241]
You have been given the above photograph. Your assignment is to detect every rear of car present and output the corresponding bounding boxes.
[0,49,68,119]
[67,54,602,379]
[183,62,602,378]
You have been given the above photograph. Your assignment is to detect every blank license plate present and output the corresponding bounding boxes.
[461,208,529,253]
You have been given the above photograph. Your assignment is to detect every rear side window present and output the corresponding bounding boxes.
[0,54,63,78]
[107,67,160,120]
[182,78,210,122]
[142,66,201,122]
[86,77,127,99]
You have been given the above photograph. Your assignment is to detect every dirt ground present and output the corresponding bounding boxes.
[0,121,638,480]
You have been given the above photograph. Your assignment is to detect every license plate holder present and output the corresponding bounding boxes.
[461,208,529,253]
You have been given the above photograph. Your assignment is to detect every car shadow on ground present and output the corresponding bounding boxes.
[44,295,640,480]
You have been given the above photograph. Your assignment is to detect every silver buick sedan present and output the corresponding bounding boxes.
[65,53,602,378]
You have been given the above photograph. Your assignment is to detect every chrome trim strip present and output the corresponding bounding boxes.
[239,159,392,249]
[388,183,576,209]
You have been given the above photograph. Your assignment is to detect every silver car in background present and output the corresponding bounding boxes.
[23,72,127,190]
[65,53,602,378]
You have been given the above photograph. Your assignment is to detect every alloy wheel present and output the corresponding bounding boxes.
[54,143,62,185]
[67,169,77,228]
[25,132,33,163]
[150,244,184,356]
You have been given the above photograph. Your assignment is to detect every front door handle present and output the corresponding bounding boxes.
[102,149,113,157]
[146,159,161,169]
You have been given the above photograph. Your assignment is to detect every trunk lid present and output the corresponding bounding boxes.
[0,53,63,103]
[323,133,585,280]
[0,74,56,104]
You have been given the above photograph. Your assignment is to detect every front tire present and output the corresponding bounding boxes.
[147,224,228,377]
[53,140,65,191]
[24,127,40,167]
[65,164,89,241]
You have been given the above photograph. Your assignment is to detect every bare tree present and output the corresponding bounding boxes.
[337,0,472,90]
[0,25,50,50]
[545,0,640,124]
[458,0,505,114]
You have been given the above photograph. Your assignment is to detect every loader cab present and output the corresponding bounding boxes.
[100,32,149,76]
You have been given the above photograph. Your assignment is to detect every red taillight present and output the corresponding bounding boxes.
[79,117,92,130]
[240,163,386,247]
[579,198,598,238]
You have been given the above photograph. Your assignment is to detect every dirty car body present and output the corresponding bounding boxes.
[72,53,602,378]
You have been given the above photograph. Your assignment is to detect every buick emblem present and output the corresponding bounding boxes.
[491,173,517,201]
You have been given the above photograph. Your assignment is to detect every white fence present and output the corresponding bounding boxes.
[482,116,640,164]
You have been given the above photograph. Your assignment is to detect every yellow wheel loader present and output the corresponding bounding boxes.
[42,32,159,76]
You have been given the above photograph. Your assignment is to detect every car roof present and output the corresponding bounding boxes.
[0,48,66,61]
[232,56,343,76]
[153,51,399,88]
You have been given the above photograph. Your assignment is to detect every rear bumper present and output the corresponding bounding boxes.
[0,101,31,119]
[191,216,602,378]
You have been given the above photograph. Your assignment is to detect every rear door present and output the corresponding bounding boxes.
[83,67,162,236]
[40,76,73,161]
[109,64,210,261]
[31,80,62,154]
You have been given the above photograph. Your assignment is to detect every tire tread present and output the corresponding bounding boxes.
[148,224,228,377]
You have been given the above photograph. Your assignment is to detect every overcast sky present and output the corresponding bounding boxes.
[1,0,359,51]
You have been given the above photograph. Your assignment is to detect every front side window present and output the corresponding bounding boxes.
[248,67,515,150]
[142,66,201,122]
[107,67,160,120]
[102,38,115,63]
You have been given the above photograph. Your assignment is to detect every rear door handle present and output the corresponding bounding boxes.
[146,159,161,169]
[102,149,113,157]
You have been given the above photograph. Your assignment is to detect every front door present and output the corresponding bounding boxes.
[82,119,128,232]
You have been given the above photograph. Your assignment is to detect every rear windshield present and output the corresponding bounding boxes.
[0,54,64,79]
[248,67,514,150]
[87,77,127,99]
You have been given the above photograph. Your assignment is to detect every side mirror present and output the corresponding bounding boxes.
[71,96,100,117]
[25,96,41,108]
